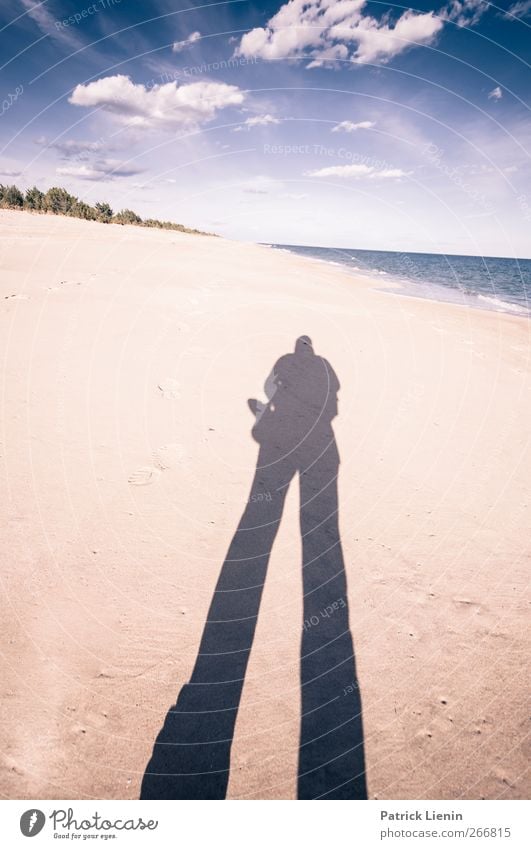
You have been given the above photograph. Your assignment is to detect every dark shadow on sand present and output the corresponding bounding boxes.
[141,337,367,799]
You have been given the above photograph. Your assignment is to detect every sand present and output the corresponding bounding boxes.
[0,209,529,800]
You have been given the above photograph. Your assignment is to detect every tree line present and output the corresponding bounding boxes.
[0,183,212,235]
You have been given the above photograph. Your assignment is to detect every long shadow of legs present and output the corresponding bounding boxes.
[140,463,291,799]
[297,440,367,799]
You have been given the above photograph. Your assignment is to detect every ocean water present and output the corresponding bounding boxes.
[270,244,531,318]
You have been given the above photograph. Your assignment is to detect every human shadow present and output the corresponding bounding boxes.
[141,336,367,800]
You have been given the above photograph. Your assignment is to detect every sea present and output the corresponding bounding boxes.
[268,244,531,318]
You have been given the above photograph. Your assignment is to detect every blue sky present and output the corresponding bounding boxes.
[0,1,530,255]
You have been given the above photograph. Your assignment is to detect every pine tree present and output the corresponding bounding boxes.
[1,184,24,208]
[0,181,212,235]
[95,201,113,223]
[114,209,142,225]
[24,186,45,211]
[44,187,76,215]
[70,200,97,220]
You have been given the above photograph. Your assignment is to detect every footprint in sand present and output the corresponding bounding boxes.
[128,466,161,486]
[45,281,78,293]
[153,443,186,471]
[452,598,483,614]
[4,293,29,300]
[157,378,180,400]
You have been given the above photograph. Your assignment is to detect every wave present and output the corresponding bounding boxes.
[477,294,529,315]
[271,243,531,319]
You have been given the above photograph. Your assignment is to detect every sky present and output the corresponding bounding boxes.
[0,0,530,256]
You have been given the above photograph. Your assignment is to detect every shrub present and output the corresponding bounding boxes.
[95,201,113,223]
[69,200,97,220]
[24,186,45,211]
[1,184,24,208]
[0,181,213,235]
[114,209,142,225]
[44,187,76,215]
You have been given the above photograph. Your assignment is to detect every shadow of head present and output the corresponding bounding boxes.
[248,335,339,449]
[295,334,313,354]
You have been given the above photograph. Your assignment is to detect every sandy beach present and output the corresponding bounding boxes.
[0,209,529,800]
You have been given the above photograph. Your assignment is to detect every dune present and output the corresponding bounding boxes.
[0,209,529,800]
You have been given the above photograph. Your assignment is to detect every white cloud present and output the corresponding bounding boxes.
[69,75,245,130]
[246,114,281,126]
[305,163,407,179]
[56,159,144,181]
[56,165,105,181]
[351,10,444,64]
[0,168,23,177]
[19,0,84,48]
[172,31,201,52]
[445,1,488,27]
[233,114,281,131]
[331,120,374,132]
[236,0,445,66]
[504,0,531,18]
[306,42,349,68]
[488,86,503,100]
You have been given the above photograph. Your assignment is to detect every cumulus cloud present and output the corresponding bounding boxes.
[0,168,23,177]
[348,10,444,64]
[236,0,445,66]
[305,163,407,179]
[172,31,201,52]
[56,159,144,181]
[331,120,374,132]
[69,75,246,130]
[488,86,503,100]
[306,43,349,68]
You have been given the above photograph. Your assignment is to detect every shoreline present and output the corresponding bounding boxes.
[2,207,529,319]
[268,243,531,320]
